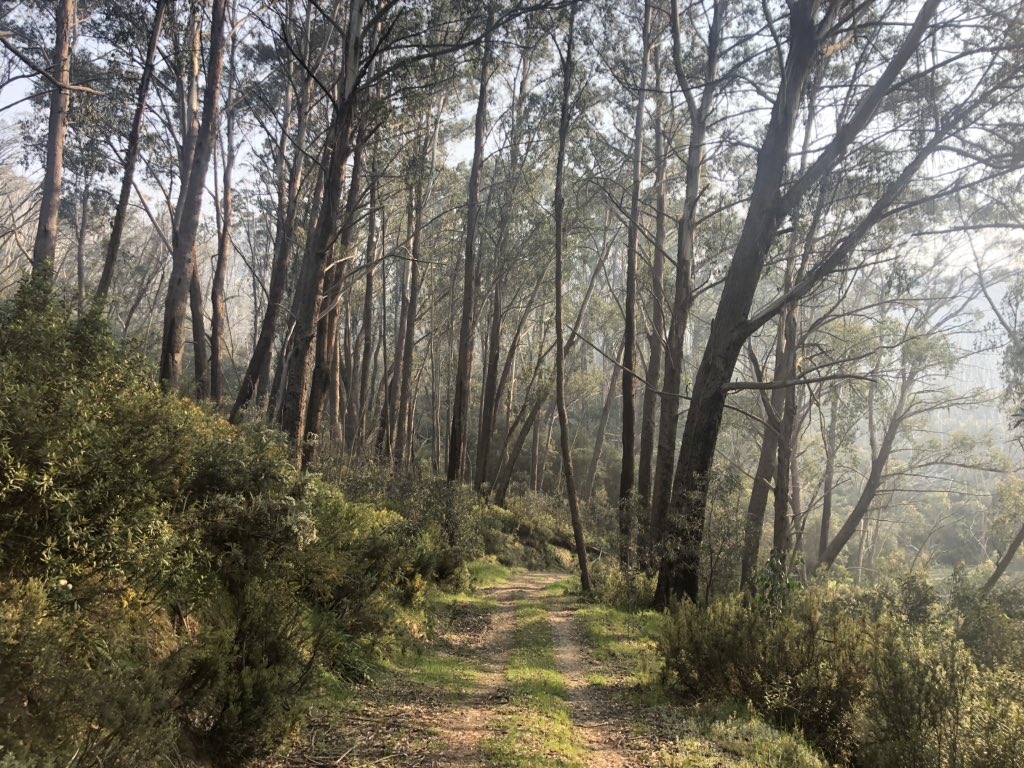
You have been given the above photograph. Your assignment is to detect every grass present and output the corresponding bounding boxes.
[483,601,585,767]
[468,556,517,589]
[567,589,828,767]
[650,704,828,768]
[574,602,664,684]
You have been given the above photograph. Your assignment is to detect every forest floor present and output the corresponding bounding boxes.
[260,570,806,767]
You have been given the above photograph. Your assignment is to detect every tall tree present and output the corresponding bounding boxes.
[158,0,229,390]
[31,0,74,281]
[95,0,167,301]
[552,7,592,594]
[278,0,366,450]
[447,8,494,482]
[618,0,653,569]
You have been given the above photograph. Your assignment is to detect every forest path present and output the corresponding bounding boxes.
[261,570,739,767]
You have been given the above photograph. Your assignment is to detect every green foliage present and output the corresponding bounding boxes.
[661,575,1024,767]
[0,287,478,766]
[662,586,869,763]
[589,560,656,611]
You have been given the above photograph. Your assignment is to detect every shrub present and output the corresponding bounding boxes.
[661,585,870,763]
[661,574,1024,767]
[590,560,656,611]
[0,286,456,766]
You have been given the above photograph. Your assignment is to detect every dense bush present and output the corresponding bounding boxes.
[660,573,1024,767]
[0,286,470,766]
[328,464,571,573]
[589,559,656,611]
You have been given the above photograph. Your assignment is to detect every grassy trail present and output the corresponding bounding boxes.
[260,570,819,767]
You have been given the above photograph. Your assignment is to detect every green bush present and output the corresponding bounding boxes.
[662,585,870,763]
[590,560,656,611]
[661,574,1024,767]
[0,286,456,766]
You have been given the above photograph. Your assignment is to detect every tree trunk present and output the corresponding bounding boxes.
[446,10,493,482]
[353,158,378,445]
[211,10,237,405]
[278,0,365,452]
[771,305,799,562]
[475,277,503,490]
[159,0,228,390]
[818,389,840,560]
[982,522,1024,597]
[75,182,90,313]
[189,267,210,400]
[230,25,312,420]
[395,172,422,466]
[585,345,621,501]
[817,373,914,571]
[32,0,74,281]
[618,0,652,569]
[656,0,941,604]
[96,0,167,301]
[637,51,667,510]
[648,0,725,576]
[303,142,365,467]
[553,9,591,593]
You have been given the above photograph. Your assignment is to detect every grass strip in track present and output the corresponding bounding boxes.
[484,600,585,768]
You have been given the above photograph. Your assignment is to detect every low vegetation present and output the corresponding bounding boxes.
[0,288,561,767]
[659,573,1024,767]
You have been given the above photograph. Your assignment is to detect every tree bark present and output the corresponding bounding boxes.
[585,345,621,501]
[211,7,237,405]
[303,142,365,467]
[96,0,167,301]
[31,0,74,281]
[818,390,840,560]
[159,0,228,390]
[395,170,423,466]
[552,9,591,593]
[230,58,311,420]
[637,51,667,510]
[656,0,941,603]
[189,267,210,400]
[446,9,493,482]
[618,0,652,570]
[648,0,724,577]
[278,0,365,452]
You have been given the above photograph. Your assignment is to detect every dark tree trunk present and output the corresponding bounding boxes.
[354,159,378,446]
[279,0,365,452]
[655,0,940,603]
[75,182,90,313]
[618,0,652,570]
[552,9,591,593]
[446,10,493,482]
[159,0,228,390]
[648,0,725,571]
[32,0,74,281]
[395,173,423,466]
[637,53,667,511]
[818,390,840,560]
[211,11,237,405]
[96,0,167,301]
[230,33,312,422]
[585,345,621,501]
[303,143,365,467]
[655,2,819,605]
[189,268,210,400]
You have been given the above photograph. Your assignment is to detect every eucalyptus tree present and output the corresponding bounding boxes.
[654,0,1024,604]
[158,0,229,391]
